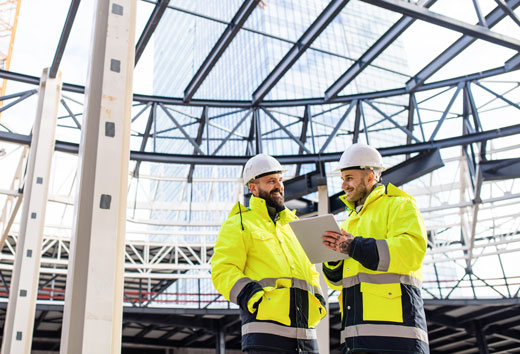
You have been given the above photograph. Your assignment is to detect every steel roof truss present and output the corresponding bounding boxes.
[135,0,171,65]
[159,103,205,155]
[405,0,520,91]
[363,99,421,143]
[361,0,520,50]
[324,0,437,100]
[494,0,520,27]
[49,0,81,78]
[319,100,356,153]
[252,0,351,105]
[211,109,252,155]
[261,108,312,154]
[183,0,259,103]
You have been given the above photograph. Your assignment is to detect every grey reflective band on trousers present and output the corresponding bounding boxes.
[243,322,317,340]
[375,239,390,272]
[342,272,422,289]
[229,277,254,304]
[341,324,429,344]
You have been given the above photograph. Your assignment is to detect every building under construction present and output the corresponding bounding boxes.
[0,0,519,353]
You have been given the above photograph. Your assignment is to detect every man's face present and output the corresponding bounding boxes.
[249,173,284,211]
[341,169,372,204]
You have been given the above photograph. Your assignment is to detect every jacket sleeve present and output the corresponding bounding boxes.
[349,198,427,273]
[322,260,344,291]
[383,198,427,273]
[211,217,263,310]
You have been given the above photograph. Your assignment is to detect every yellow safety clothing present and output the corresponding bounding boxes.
[212,195,326,352]
[323,183,429,353]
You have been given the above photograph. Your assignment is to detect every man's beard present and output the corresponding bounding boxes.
[346,180,369,204]
[258,187,285,212]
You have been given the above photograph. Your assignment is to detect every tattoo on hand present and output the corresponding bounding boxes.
[339,241,350,254]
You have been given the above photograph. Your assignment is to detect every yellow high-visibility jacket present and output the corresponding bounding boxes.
[211,195,326,352]
[323,183,429,354]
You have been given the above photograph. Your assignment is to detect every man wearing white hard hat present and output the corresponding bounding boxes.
[211,154,326,353]
[321,143,429,354]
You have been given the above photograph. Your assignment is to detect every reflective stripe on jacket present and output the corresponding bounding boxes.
[211,195,326,352]
[323,183,429,354]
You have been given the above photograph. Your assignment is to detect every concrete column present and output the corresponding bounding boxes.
[59,1,136,353]
[1,68,62,354]
[315,180,330,354]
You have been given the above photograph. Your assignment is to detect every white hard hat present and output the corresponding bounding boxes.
[243,154,287,186]
[336,143,386,172]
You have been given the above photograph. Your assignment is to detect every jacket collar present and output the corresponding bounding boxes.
[339,183,384,213]
[338,183,415,213]
[249,195,294,223]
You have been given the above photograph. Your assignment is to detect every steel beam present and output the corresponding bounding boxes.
[183,0,259,102]
[405,0,520,91]
[1,57,519,108]
[361,0,520,50]
[472,0,488,26]
[49,0,81,78]
[382,148,444,186]
[324,0,437,100]
[211,109,252,155]
[494,0,520,27]
[429,81,463,141]
[295,106,310,176]
[480,158,520,181]
[319,101,355,153]
[262,108,312,154]
[159,103,205,155]
[251,0,350,105]
[135,0,170,65]
[363,99,421,143]
[0,90,37,114]
[132,103,155,177]
[1,123,519,166]
[187,107,208,182]
[283,170,323,201]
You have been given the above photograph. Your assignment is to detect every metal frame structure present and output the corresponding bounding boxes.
[0,0,519,352]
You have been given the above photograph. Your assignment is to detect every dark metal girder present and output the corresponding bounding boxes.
[251,0,350,105]
[135,0,171,65]
[187,107,208,182]
[49,0,81,78]
[284,170,324,201]
[1,56,518,108]
[480,158,520,181]
[405,0,520,91]
[324,0,437,100]
[1,123,519,166]
[494,0,520,27]
[361,0,520,51]
[183,0,259,102]
[382,148,444,186]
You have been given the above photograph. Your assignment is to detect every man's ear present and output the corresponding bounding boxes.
[249,182,258,196]
[366,170,375,184]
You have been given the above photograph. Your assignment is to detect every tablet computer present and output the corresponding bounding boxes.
[289,214,349,264]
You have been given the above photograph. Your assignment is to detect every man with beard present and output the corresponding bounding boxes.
[321,143,429,354]
[211,154,326,353]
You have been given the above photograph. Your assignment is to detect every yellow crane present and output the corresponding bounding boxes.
[0,0,22,109]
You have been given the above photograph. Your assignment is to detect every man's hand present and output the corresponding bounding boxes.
[322,229,354,255]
